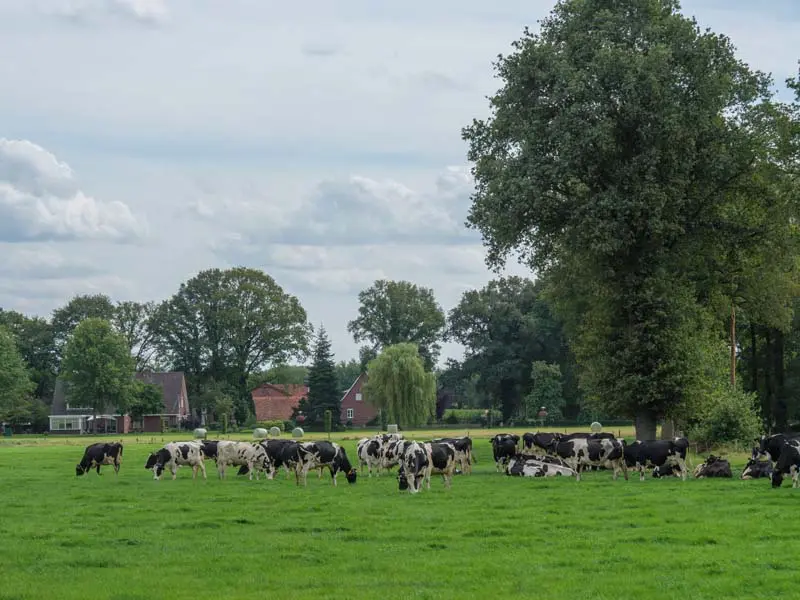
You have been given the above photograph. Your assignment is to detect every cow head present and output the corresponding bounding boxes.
[75,463,88,476]
[772,470,784,488]
[144,453,158,470]
[345,468,358,484]
[397,467,409,491]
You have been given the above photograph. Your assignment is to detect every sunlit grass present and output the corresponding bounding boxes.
[0,433,789,600]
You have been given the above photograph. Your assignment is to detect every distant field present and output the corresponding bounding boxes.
[0,432,789,600]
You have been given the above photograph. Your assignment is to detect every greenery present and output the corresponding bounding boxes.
[0,325,35,422]
[525,361,564,420]
[60,318,135,432]
[303,325,341,426]
[364,343,436,428]
[127,381,165,421]
[257,420,285,432]
[461,0,800,439]
[1,434,798,599]
[441,408,502,425]
[348,279,446,371]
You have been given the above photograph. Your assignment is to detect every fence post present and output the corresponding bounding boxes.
[324,410,332,440]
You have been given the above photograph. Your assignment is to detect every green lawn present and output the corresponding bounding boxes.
[0,432,791,600]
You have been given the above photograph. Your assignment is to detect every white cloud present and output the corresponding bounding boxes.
[0,139,145,243]
[0,244,104,279]
[52,0,168,25]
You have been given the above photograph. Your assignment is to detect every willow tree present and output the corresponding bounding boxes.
[462,0,800,439]
[364,343,436,428]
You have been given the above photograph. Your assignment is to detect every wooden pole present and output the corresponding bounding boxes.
[730,302,736,388]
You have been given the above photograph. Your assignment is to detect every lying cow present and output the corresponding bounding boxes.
[771,440,800,488]
[398,441,430,494]
[216,441,269,480]
[76,442,124,476]
[145,441,206,480]
[506,455,576,477]
[624,438,690,481]
[551,437,628,481]
[424,442,457,489]
[741,457,773,480]
[652,464,681,478]
[693,455,732,478]
[490,434,520,471]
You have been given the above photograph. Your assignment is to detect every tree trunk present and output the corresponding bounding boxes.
[635,408,658,441]
[765,329,774,432]
[730,303,736,388]
[660,420,675,440]
[750,322,758,394]
[774,328,788,432]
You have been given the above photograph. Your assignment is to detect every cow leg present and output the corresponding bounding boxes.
[638,464,646,482]
[171,465,177,480]
[114,460,120,475]
[248,461,254,481]
[199,461,207,480]
[152,467,160,480]
[192,465,198,479]
[621,459,629,481]
[218,464,225,479]
[96,464,101,475]
[792,465,799,488]
[678,459,688,481]
[332,470,338,487]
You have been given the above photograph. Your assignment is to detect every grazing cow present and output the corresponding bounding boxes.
[490,434,520,471]
[428,436,473,474]
[216,441,270,480]
[76,442,124,476]
[247,439,299,480]
[693,455,732,478]
[753,434,800,462]
[144,442,206,480]
[292,441,357,487]
[381,438,409,473]
[357,436,386,477]
[551,437,628,481]
[741,458,773,480]
[397,441,430,494]
[423,442,457,489]
[506,455,576,477]
[771,440,800,488]
[199,440,219,462]
[624,438,690,481]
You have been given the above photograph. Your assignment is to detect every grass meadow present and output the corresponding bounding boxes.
[0,429,795,600]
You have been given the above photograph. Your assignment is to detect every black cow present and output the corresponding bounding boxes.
[76,442,123,476]
[754,434,800,462]
[771,440,800,488]
[428,436,473,474]
[741,458,773,480]
[652,464,681,478]
[522,432,558,455]
[424,442,457,489]
[490,434,520,471]
[199,440,219,461]
[693,455,732,478]
[398,441,429,494]
[551,437,628,481]
[624,438,690,481]
[293,441,357,486]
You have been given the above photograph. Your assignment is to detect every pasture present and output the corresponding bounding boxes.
[0,431,794,600]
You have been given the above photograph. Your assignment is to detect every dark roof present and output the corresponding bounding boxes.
[50,371,187,416]
[134,371,186,414]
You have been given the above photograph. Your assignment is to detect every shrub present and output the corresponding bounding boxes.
[687,387,761,447]
[444,412,460,425]
[442,409,502,425]
[257,420,284,432]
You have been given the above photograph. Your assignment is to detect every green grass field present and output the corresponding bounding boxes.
[0,430,793,600]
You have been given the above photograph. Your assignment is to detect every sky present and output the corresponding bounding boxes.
[0,0,798,368]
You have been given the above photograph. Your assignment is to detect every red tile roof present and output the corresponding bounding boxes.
[251,383,308,421]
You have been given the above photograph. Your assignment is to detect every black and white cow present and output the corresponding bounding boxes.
[381,438,409,473]
[76,442,124,476]
[292,441,357,487]
[216,441,270,480]
[506,455,576,477]
[693,455,732,478]
[428,436,473,474]
[144,442,207,480]
[357,436,386,477]
[741,458,773,480]
[624,438,690,481]
[551,437,628,481]
[490,434,520,471]
[771,439,800,488]
[397,441,430,494]
[423,442,457,489]
[522,432,558,456]
[249,439,299,480]
[652,464,681,478]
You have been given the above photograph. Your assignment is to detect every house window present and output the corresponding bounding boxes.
[346,408,354,420]
[355,393,362,402]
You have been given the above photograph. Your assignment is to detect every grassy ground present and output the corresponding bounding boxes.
[0,431,789,600]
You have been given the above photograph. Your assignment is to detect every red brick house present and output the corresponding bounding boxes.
[340,372,378,426]
[252,383,309,421]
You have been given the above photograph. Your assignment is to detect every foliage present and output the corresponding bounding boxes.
[441,408,501,425]
[335,359,362,394]
[364,343,436,428]
[687,388,762,447]
[152,267,311,421]
[113,301,159,371]
[51,294,116,359]
[447,276,577,420]
[0,309,56,401]
[461,0,800,436]
[305,325,341,426]
[257,420,284,432]
[525,362,564,419]
[247,364,309,390]
[348,280,446,371]
[60,318,135,428]
[127,381,165,421]
[0,325,35,422]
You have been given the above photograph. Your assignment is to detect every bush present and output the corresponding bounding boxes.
[442,409,502,425]
[687,387,761,447]
[257,420,284,432]
[444,412,460,425]
[283,420,294,432]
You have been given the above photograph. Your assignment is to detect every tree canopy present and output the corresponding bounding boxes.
[0,325,35,422]
[462,0,800,437]
[304,325,341,426]
[347,279,446,371]
[364,343,436,428]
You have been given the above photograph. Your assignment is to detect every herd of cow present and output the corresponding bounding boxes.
[72,430,800,491]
